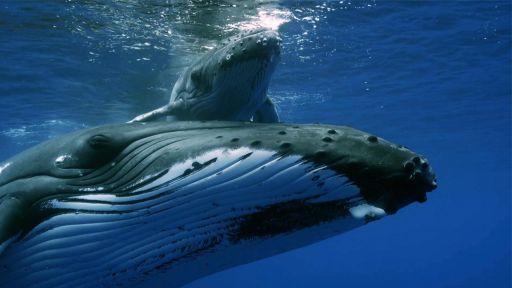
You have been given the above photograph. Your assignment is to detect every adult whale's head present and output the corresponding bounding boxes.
[169,29,281,121]
[0,121,436,287]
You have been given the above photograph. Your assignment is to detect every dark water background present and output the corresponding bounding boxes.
[0,1,510,287]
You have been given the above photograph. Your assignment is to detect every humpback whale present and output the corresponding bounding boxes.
[0,121,436,287]
[130,29,281,123]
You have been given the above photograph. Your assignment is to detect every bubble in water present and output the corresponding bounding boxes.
[226,54,232,60]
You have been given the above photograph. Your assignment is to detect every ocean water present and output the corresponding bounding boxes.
[0,1,510,287]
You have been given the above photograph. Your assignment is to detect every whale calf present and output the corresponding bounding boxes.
[0,121,436,287]
[131,29,281,123]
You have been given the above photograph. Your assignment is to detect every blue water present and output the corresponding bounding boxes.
[0,1,510,287]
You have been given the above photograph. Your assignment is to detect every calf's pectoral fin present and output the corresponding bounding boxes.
[253,97,279,123]
[128,105,173,123]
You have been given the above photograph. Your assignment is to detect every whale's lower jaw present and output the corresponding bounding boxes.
[0,148,382,288]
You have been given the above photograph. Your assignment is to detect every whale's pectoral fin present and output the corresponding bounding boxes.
[253,97,279,123]
[128,105,172,123]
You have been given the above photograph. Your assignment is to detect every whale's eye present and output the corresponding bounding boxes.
[56,133,127,170]
[88,134,111,150]
[71,134,125,169]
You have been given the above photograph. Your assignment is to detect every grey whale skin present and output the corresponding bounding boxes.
[130,29,281,123]
[0,121,437,287]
